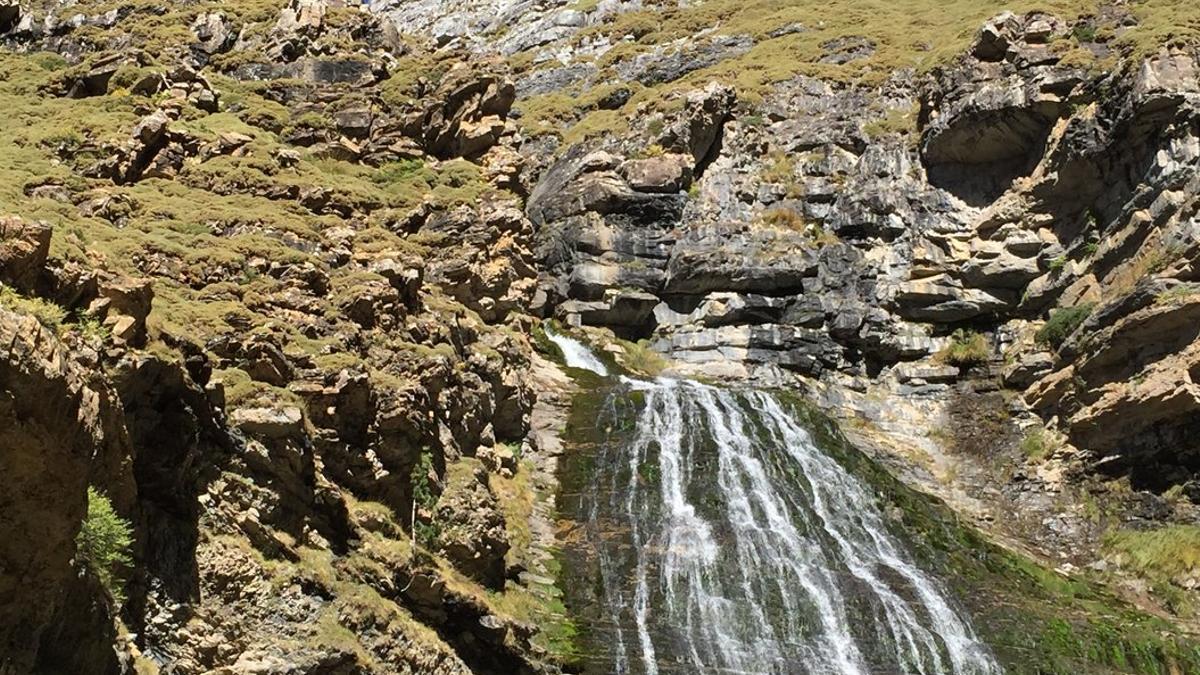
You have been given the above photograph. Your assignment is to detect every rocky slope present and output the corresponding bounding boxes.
[1,0,1200,673]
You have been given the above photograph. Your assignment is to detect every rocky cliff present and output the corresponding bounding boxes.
[2,0,1200,673]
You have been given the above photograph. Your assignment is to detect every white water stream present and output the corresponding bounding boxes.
[553,327,1001,674]
[544,325,610,376]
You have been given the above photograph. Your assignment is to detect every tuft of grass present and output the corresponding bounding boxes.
[755,207,838,245]
[619,339,667,376]
[1104,525,1200,590]
[935,329,989,368]
[1035,303,1095,350]
[1019,426,1059,462]
[77,487,134,605]
[1156,284,1200,305]
[862,101,919,140]
[0,284,67,328]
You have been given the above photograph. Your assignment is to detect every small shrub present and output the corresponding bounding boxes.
[410,451,441,550]
[1072,23,1099,42]
[936,329,989,367]
[1083,242,1099,257]
[77,487,134,605]
[631,143,666,159]
[0,284,66,328]
[1035,304,1095,350]
[1157,284,1200,305]
[1048,255,1067,274]
[371,159,425,185]
[73,312,112,343]
[761,152,795,184]
[1019,426,1059,461]
[1146,245,1183,275]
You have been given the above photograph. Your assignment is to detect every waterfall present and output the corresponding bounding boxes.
[568,369,1002,674]
[545,325,610,376]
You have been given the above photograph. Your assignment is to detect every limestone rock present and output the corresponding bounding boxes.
[0,309,125,674]
[0,216,51,292]
[231,406,305,440]
[435,463,510,589]
[191,12,237,56]
[620,153,694,193]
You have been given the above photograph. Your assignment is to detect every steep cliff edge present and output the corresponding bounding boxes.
[1,1,566,672]
[1,0,1200,673]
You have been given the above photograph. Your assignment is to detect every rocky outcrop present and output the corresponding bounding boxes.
[0,216,51,292]
[921,12,1081,203]
[0,2,560,672]
[0,309,128,675]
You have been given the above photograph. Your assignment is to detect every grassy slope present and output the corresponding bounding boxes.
[514,0,1200,140]
[0,46,492,398]
[0,2,562,667]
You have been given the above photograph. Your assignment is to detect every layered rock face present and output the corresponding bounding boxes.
[525,10,1200,488]
[2,0,1200,672]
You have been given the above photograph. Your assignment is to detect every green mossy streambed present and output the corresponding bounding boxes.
[552,377,1200,674]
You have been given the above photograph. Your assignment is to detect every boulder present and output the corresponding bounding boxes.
[191,12,237,56]
[231,406,305,440]
[657,82,736,164]
[893,275,1014,322]
[87,276,153,347]
[1002,351,1054,388]
[620,153,694,193]
[0,216,51,292]
[65,54,122,98]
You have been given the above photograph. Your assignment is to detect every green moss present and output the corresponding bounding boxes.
[1019,426,1060,462]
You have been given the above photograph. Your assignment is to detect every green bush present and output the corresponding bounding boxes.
[76,487,134,605]
[1035,304,1095,350]
[936,329,990,367]
[410,451,441,549]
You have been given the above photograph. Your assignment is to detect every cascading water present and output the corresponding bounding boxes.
[545,325,610,376]
[555,331,1001,675]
